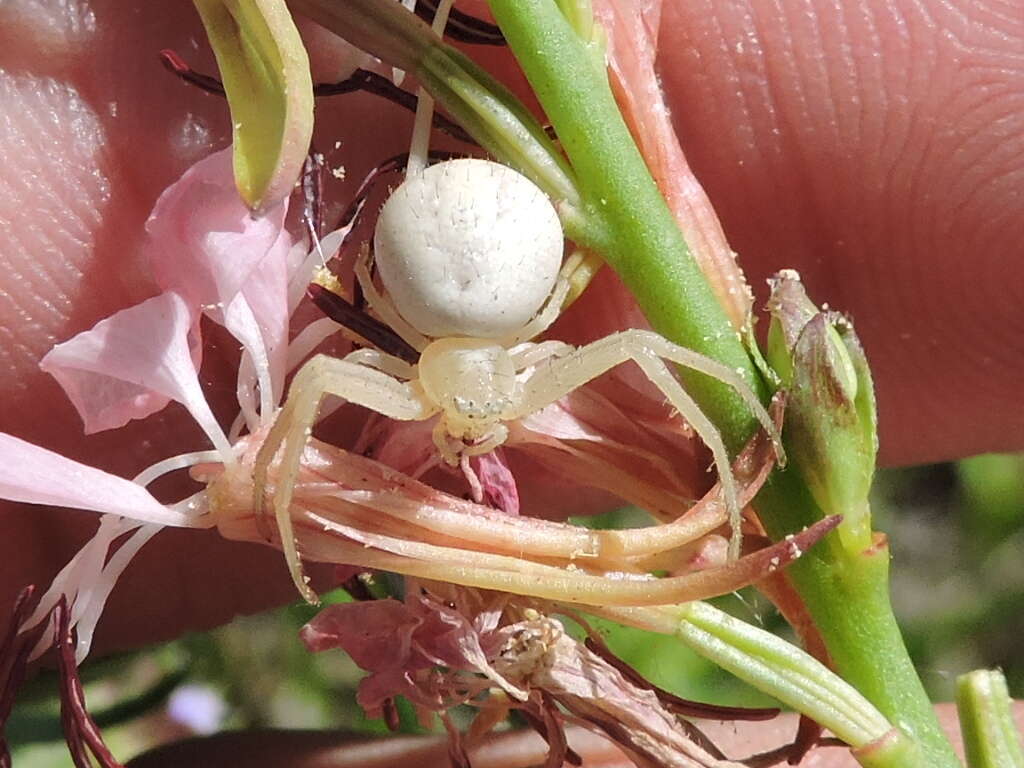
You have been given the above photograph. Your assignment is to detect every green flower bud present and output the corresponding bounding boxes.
[766,269,820,387]
[194,0,314,210]
[766,271,878,551]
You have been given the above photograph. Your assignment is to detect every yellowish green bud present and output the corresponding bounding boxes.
[766,271,878,551]
[193,0,314,210]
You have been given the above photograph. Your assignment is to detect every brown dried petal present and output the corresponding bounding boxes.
[497,617,744,768]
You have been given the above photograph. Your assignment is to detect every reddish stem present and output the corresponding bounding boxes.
[54,600,125,768]
[159,49,225,95]
[413,0,505,45]
[159,51,475,143]
[1,587,44,768]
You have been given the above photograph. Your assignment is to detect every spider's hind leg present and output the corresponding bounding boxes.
[252,362,327,605]
[618,331,783,559]
[252,353,439,604]
[510,329,780,559]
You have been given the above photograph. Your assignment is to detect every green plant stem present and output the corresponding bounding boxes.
[956,669,1024,768]
[595,603,927,768]
[485,1,959,765]
[487,0,761,444]
[762,478,959,764]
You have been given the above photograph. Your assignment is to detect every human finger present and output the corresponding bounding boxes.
[656,0,1024,465]
[125,703,1024,767]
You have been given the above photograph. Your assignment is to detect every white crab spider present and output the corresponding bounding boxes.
[255,158,778,602]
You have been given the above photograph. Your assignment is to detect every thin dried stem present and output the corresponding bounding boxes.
[413,0,505,45]
[307,283,419,363]
[738,736,846,767]
[160,50,476,143]
[53,601,125,768]
[1,587,45,768]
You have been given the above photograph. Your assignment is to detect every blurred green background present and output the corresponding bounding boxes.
[9,453,1024,766]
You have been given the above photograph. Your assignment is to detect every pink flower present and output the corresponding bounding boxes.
[2,147,300,663]
[0,8,832,759]
[0,141,822,670]
[301,585,777,767]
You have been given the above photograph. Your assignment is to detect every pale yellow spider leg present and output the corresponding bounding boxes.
[463,424,509,457]
[561,250,604,311]
[509,340,573,370]
[623,330,784,464]
[508,331,767,559]
[354,245,430,352]
[342,348,417,379]
[253,353,439,603]
[501,251,585,346]
[304,350,417,428]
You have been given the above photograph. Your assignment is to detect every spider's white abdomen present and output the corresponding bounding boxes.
[374,158,563,339]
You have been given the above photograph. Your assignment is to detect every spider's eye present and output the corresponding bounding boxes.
[374,158,564,339]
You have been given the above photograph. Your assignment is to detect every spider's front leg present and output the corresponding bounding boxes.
[253,352,439,603]
[509,330,780,558]
[353,245,430,353]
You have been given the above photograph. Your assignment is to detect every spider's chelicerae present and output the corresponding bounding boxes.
[255,157,778,602]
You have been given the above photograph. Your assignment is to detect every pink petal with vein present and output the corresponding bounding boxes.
[39,292,227,453]
[301,600,418,668]
[145,148,294,408]
[505,387,703,522]
[593,0,750,327]
[356,415,439,476]
[0,433,194,526]
[146,147,289,316]
[469,449,520,515]
[301,600,433,716]
[235,226,292,396]
[301,592,521,717]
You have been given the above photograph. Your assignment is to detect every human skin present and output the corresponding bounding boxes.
[124,705,1024,768]
[0,0,1021,763]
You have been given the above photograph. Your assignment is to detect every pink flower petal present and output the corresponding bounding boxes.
[594,0,750,327]
[355,416,438,477]
[411,596,482,669]
[301,592,525,716]
[70,523,161,661]
[0,433,195,526]
[146,148,289,314]
[300,600,419,669]
[145,148,295,413]
[468,449,520,515]
[39,292,231,455]
[226,295,273,429]
[235,227,292,399]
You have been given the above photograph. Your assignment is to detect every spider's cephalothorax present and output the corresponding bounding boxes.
[417,338,516,461]
[255,158,778,602]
